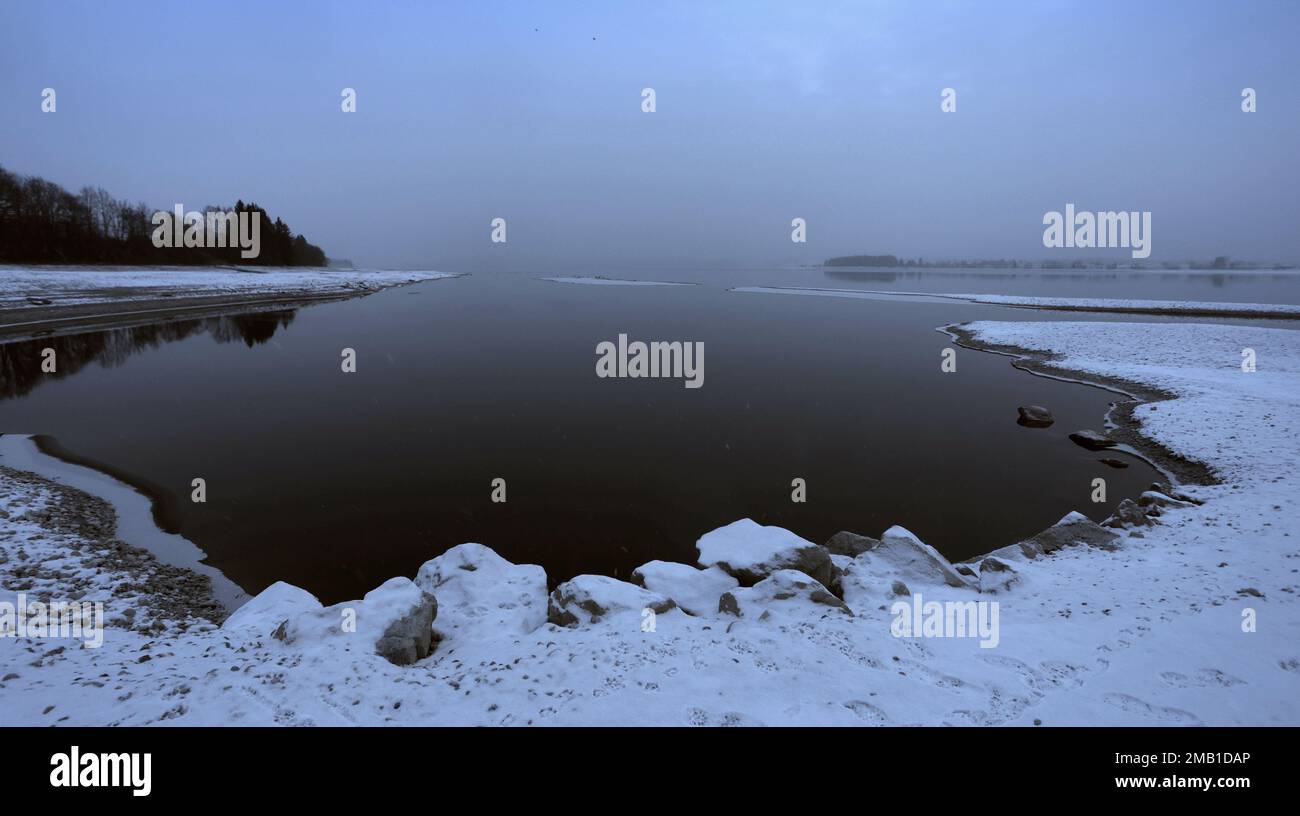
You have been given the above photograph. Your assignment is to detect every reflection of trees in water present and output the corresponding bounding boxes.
[0,310,296,400]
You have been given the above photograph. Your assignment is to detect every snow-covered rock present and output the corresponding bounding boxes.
[222,581,322,636]
[1138,490,1196,517]
[867,525,970,589]
[696,518,834,587]
[978,557,1019,594]
[712,566,852,618]
[823,530,879,557]
[630,561,737,617]
[547,575,676,627]
[998,509,1123,561]
[1104,498,1153,528]
[268,577,436,666]
[415,543,547,638]
[364,578,438,665]
[718,570,851,618]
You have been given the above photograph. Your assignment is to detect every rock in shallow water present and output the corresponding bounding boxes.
[1017,405,1055,427]
[1069,430,1117,450]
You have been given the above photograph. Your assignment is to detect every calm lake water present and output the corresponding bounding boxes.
[5,267,1299,604]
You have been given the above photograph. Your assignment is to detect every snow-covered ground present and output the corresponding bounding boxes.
[0,266,453,311]
[1,321,1298,726]
[733,286,1300,317]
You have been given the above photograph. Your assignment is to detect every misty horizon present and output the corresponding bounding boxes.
[3,0,1297,271]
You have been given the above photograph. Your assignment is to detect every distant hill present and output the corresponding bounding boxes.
[824,254,899,267]
[0,164,327,266]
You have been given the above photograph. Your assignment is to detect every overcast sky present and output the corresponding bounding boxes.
[2,0,1297,271]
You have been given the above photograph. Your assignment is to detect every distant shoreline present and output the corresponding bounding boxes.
[0,266,457,340]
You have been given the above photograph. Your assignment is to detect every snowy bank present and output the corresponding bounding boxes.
[0,266,457,338]
[732,286,1300,319]
[2,321,1299,725]
[0,266,453,311]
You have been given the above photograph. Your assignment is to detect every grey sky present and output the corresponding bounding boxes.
[2,0,1297,270]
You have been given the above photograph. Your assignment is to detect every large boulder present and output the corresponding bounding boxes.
[1020,511,1121,555]
[222,581,322,636]
[631,560,738,616]
[823,531,879,557]
[268,577,437,666]
[869,526,970,589]
[718,570,851,618]
[415,543,547,638]
[364,578,438,666]
[697,519,834,587]
[547,575,676,627]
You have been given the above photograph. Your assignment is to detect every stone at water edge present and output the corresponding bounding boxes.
[1105,498,1153,528]
[866,526,972,589]
[697,518,835,588]
[1019,511,1122,555]
[1098,458,1129,469]
[222,580,323,636]
[1017,405,1055,428]
[1068,430,1117,450]
[1138,490,1197,517]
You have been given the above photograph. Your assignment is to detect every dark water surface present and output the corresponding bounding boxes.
[6,267,1296,603]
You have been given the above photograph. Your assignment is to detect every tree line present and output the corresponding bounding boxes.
[0,164,327,266]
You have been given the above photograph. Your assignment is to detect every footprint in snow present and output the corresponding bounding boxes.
[1101,692,1202,725]
[1159,668,1245,688]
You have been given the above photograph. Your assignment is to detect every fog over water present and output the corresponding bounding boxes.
[2,0,1298,271]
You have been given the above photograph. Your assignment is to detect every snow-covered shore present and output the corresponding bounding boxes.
[0,266,453,310]
[0,266,455,338]
[734,286,1300,318]
[1,320,1298,726]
